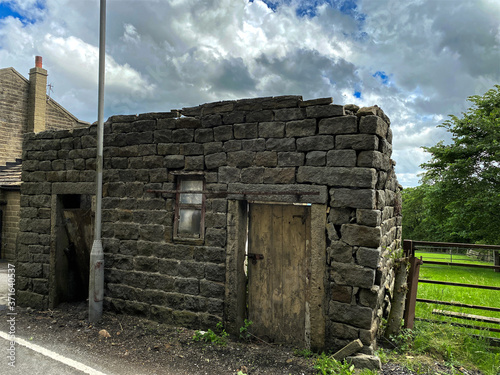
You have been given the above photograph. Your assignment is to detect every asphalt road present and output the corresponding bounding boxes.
[0,261,165,375]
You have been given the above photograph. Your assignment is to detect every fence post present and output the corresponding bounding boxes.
[495,251,499,273]
[403,240,423,329]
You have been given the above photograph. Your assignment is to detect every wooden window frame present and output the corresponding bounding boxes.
[173,176,205,241]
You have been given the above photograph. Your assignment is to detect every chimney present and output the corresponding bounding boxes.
[27,55,48,133]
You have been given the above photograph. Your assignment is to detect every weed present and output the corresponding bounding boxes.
[239,319,253,341]
[293,348,314,358]
[192,322,229,346]
[384,320,500,375]
[314,353,355,375]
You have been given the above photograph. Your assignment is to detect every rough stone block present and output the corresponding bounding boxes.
[296,135,334,151]
[205,152,227,169]
[222,111,245,124]
[306,104,344,118]
[246,110,273,122]
[300,97,333,107]
[18,262,43,278]
[305,151,326,166]
[297,167,376,188]
[277,152,304,167]
[327,150,357,167]
[203,142,223,155]
[259,122,285,138]
[255,151,278,167]
[241,139,266,152]
[341,224,381,248]
[336,134,379,150]
[227,151,255,168]
[194,128,214,143]
[319,116,357,134]
[175,278,200,296]
[218,166,241,183]
[359,115,388,138]
[234,123,258,139]
[357,151,391,171]
[330,189,376,209]
[200,280,225,298]
[223,140,242,152]
[205,228,227,247]
[213,125,233,141]
[172,129,194,143]
[201,114,222,128]
[266,138,296,152]
[356,209,381,227]
[332,339,363,361]
[328,241,353,263]
[330,262,375,289]
[330,284,353,303]
[164,155,185,169]
[285,119,316,137]
[241,167,265,184]
[205,212,227,227]
[178,261,206,279]
[263,168,295,184]
[356,247,381,268]
[329,301,374,329]
[346,354,381,371]
[154,129,172,143]
[274,108,305,121]
[359,287,381,309]
[114,223,140,240]
[202,101,234,115]
[139,224,165,242]
[204,263,226,282]
[185,156,204,170]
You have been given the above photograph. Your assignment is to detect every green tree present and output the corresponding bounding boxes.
[406,85,500,244]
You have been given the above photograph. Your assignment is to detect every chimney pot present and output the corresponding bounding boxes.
[35,56,43,68]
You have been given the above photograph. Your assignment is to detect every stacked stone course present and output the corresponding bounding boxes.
[17,95,401,352]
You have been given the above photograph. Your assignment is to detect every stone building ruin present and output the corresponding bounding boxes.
[16,95,402,353]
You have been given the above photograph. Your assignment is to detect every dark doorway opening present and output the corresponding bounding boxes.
[53,194,93,306]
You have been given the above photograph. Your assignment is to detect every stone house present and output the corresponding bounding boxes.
[0,56,87,260]
[17,96,402,353]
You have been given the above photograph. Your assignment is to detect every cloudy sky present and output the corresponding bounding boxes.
[1,0,499,187]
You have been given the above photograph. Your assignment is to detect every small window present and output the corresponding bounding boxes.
[174,177,205,240]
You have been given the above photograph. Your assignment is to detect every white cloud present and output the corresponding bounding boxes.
[0,0,498,187]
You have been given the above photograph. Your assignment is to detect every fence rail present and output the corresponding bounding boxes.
[403,240,500,346]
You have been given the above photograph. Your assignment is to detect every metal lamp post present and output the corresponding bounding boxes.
[89,0,106,323]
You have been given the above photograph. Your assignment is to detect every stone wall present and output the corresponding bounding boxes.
[0,190,20,260]
[17,95,402,352]
[0,67,85,166]
[0,69,29,166]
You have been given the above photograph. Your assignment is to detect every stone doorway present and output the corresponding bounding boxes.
[225,200,327,350]
[247,203,311,345]
[49,194,93,307]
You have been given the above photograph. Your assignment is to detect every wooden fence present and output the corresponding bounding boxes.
[402,240,500,345]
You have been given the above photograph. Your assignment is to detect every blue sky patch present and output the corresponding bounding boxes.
[0,1,45,24]
[373,71,390,85]
[0,3,22,19]
[248,0,283,12]
[249,0,365,20]
[353,90,361,99]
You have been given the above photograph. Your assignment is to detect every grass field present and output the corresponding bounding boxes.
[414,250,500,339]
[390,250,500,374]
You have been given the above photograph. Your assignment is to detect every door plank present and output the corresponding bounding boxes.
[248,204,273,339]
[248,203,311,346]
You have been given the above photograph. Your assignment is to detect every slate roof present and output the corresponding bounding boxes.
[0,159,22,188]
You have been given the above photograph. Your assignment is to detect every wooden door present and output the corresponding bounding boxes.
[247,203,311,345]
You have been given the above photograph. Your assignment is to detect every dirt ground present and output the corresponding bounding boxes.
[2,302,484,375]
